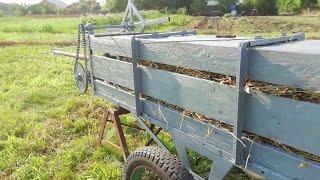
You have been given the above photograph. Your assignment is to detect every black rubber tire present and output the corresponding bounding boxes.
[123,146,194,180]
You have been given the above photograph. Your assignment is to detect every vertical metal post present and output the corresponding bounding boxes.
[131,37,143,116]
[233,41,250,166]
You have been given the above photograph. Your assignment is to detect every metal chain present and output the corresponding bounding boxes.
[75,24,89,73]
[75,24,82,64]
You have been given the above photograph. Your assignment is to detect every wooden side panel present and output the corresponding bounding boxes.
[244,139,320,180]
[143,100,234,153]
[91,55,320,156]
[90,36,320,90]
[92,56,134,88]
[245,92,320,157]
[140,67,237,125]
[91,56,237,125]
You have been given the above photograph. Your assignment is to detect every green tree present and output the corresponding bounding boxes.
[277,0,302,14]
[190,0,206,13]
[217,0,237,13]
[301,0,318,7]
[14,4,27,16]
[242,0,277,15]
[103,0,126,12]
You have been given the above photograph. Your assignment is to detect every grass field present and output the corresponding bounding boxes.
[0,12,320,179]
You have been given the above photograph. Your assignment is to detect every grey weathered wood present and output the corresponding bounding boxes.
[246,92,320,157]
[95,76,320,166]
[140,67,237,125]
[91,35,133,57]
[93,78,235,154]
[250,40,320,90]
[244,138,320,180]
[92,55,237,125]
[90,35,320,90]
[143,100,234,153]
[92,56,320,156]
[92,56,134,88]
[94,79,135,112]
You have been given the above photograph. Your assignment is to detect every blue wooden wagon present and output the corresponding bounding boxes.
[53,1,320,179]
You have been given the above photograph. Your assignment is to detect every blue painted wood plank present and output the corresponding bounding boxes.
[246,92,320,157]
[94,79,135,112]
[140,67,237,125]
[142,100,234,153]
[250,41,320,90]
[244,138,320,180]
[92,56,134,88]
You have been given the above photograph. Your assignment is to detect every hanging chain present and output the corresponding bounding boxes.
[75,24,88,70]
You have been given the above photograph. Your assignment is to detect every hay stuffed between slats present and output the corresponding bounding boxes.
[105,55,320,163]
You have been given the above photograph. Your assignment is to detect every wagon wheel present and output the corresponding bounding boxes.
[123,146,193,180]
[73,62,88,93]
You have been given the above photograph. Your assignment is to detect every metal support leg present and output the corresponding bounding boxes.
[172,136,191,169]
[97,107,130,160]
[145,127,162,146]
[208,156,233,180]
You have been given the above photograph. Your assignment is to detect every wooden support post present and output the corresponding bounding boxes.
[97,107,130,160]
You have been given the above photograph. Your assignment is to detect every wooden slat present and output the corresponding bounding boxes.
[140,67,237,125]
[90,35,132,57]
[250,41,320,90]
[142,100,234,153]
[90,35,320,90]
[92,56,134,88]
[244,139,320,180]
[246,92,320,157]
[94,79,135,112]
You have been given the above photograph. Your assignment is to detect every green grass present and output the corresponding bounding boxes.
[1,12,320,179]
[0,45,161,179]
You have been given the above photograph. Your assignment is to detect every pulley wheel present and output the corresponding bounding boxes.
[73,62,88,93]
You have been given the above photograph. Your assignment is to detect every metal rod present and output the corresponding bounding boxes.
[52,49,86,60]
[146,127,162,146]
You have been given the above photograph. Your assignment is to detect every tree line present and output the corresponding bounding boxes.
[105,0,320,15]
[7,0,101,16]
[4,0,320,16]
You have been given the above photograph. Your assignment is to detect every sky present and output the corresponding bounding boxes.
[0,0,105,5]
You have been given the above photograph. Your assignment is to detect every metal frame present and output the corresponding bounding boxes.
[84,0,169,34]
[233,41,250,167]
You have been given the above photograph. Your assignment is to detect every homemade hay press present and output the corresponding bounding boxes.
[53,1,320,179]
